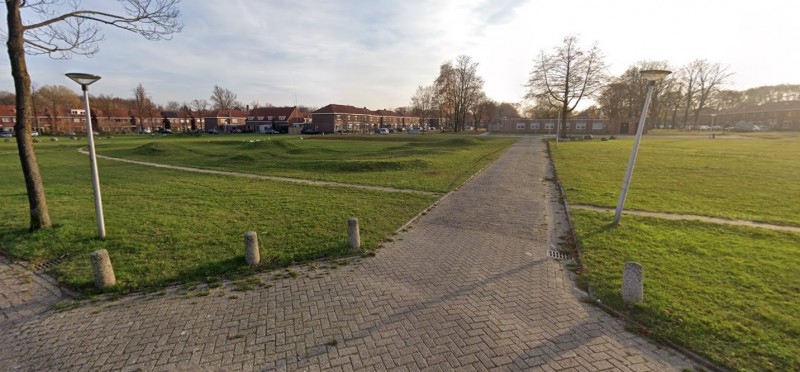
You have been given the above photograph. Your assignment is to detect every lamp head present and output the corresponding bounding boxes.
[639,69,671,83]
[65,73,101,90]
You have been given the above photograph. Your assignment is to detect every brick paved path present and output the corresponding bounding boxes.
[0,137,694,371]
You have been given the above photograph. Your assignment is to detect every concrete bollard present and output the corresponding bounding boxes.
[348,218,361,249]
[90,249,116,289]
[244,231,260,265]
[621,261,644,304]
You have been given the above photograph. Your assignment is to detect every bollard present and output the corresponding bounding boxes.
[90,249,116,289]
[621,261,644,304]
[348,218,361,249]
[244,231,260,265]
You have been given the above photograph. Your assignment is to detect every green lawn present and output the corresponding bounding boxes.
[0,134,512,292]
[95,134,516,193]
[551,136,800,371]
[551,136,800,226]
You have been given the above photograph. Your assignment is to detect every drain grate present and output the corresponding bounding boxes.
[34,253,69,273]
[547,250,573,261]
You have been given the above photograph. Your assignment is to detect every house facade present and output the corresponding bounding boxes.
[245,106,304,133]
[203,109,248,132]
[489,118,641,135]
[311,104,421,134]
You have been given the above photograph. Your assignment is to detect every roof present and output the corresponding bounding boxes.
[247,106,298,118]
[374,109,402,117]
[0,105,15,117]
[205,109,249,118]
[313,104,376,115]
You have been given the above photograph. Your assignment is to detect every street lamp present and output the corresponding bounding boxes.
[613,69,671,225]
[65,72,106,238]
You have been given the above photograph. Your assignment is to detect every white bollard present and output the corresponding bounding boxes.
[621,261,644,304]
[348,218,361,249]
[90,249,116,289]
[244,231,260,265]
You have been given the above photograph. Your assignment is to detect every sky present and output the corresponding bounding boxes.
[1,0,798,111]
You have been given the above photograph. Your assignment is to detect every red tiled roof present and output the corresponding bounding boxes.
[247,106,297,118]
[313,104,375,115]
[205,109,248,118]
[0,105,16,117]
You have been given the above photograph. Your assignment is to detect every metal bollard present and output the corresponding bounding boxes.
[90,249,116,289]
[348,218,361,249]
[244,231,260,265]
[621,261,644,304]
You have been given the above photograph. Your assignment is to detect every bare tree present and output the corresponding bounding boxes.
[0,90,15,105]
[164,100,181,111]
[92,93,118,129]
[525,35,607,137]
[5,0,182,231]
[36,84,80,133]
[434,56,485,132]
[132,84,153,131]
[410,85,436,129]
[210,85,239,110]
[692,60,733,127]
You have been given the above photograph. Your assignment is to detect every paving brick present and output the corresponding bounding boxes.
[0,138,697,371]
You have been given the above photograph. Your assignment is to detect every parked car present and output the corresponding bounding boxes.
[31,130,39,136]
[0,131,12,138]
[157,128,172,134]
[263,128,280,134]
[300,127,320,135]
[229,128,242,134]
[378,128,390,135]
[207,129,219,134]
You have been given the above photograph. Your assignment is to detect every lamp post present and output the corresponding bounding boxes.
[613,69,671,225]
[66,73,106,238]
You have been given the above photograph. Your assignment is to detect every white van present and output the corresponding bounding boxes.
[378,128,390,135]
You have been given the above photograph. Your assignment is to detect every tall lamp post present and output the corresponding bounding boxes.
[66,73,106,238]
[613,69,671,225]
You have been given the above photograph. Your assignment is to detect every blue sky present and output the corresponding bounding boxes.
[2,0,798,110]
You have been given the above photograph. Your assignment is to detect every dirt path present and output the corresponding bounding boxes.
[572,204,800,233]
[78,149,441,196]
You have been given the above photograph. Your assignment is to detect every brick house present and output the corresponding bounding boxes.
[204,109,248,132]
[489,118,641,135]
[245,106,304,133]
[312,104,421,134]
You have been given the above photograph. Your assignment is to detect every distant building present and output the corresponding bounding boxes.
[204,109,248,132]
[489,118,640,135]
[311,104,421,134]
[245,106,304,133]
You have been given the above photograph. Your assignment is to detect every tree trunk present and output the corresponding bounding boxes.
[6,0,52,231]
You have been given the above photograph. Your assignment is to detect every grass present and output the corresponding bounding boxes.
[551,136,800,226]
[572,210,799,371]
[1,134,515,293]
[93,134,516,193]
[550,135,800,371]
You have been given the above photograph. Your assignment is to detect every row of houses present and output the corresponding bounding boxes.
[488,118,641,135]
[0,103,429,135]
[309,104,428,134]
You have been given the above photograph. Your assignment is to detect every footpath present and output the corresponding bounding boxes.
[0,137,694,371]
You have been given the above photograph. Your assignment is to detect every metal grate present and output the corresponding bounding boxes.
[547,250,573,261]
[34,253,69,273]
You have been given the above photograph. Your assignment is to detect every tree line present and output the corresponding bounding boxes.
[413,35,798,136]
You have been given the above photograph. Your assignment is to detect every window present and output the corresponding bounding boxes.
[545,123,554,129]
[530,123,540,129]
[278,116,286,120]
[576,123,586,130]
[566,123,570,129]
[267,116,273,120]
[1,117,9,123]
[256,116,264,120]
[516,123,525,130]
[74,118,80,123]
[592,122,604,130]
[247,116,255,120]
[232,119,238,124]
